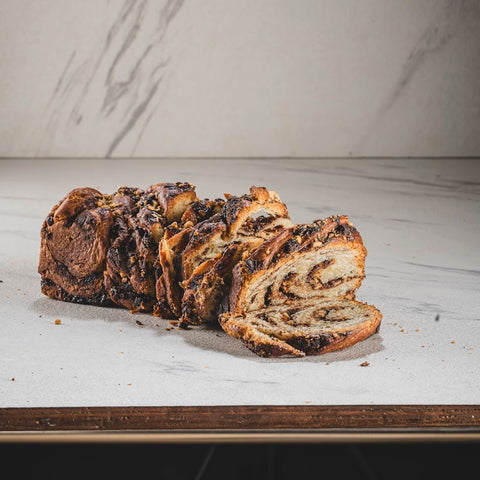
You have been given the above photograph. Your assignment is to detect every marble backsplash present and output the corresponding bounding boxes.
[1,0,479,158]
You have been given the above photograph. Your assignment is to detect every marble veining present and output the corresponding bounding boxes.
[1,1,479,157]
[39,0,185,157]
[0,158,479,407]
[355,0,467,152]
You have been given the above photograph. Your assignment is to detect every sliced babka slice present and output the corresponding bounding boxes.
[219,299,382,357]
[228,216,366,316]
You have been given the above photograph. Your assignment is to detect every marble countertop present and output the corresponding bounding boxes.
[1,158,479,407]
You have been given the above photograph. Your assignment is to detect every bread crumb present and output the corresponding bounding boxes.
[360,361,370,367]
[415,329,420,332]
[165,327,172,331]
[135,320,144,327]
[54,319,61,325]
[451,341,455,344]
[305,401,312,404]
[11,378,15,381]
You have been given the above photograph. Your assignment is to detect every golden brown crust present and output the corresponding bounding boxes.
[180,198,225,226]
[148,182,197,223]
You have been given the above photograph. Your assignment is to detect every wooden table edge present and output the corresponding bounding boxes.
[1,405,479,441]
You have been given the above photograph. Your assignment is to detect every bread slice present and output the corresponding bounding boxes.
[219,299,382,357]
[217,215,381,357]
[229,215,366,316]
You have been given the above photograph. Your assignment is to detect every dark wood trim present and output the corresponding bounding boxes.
[1,405,479,432]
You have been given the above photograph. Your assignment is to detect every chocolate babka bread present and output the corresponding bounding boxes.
[159,186,293,326]
[39,183,382,359]
[219,216,382,356]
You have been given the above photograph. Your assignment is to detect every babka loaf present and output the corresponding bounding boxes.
[39,183,382,358]
[219,216,382,356]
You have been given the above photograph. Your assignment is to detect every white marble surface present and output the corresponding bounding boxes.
[1,1,480,158]
[0,158,479,407]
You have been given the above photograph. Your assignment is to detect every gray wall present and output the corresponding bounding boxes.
[1,0,479,158]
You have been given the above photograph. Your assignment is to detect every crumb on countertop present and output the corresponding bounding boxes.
[360,361,370,367]
[54,319,61,325]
